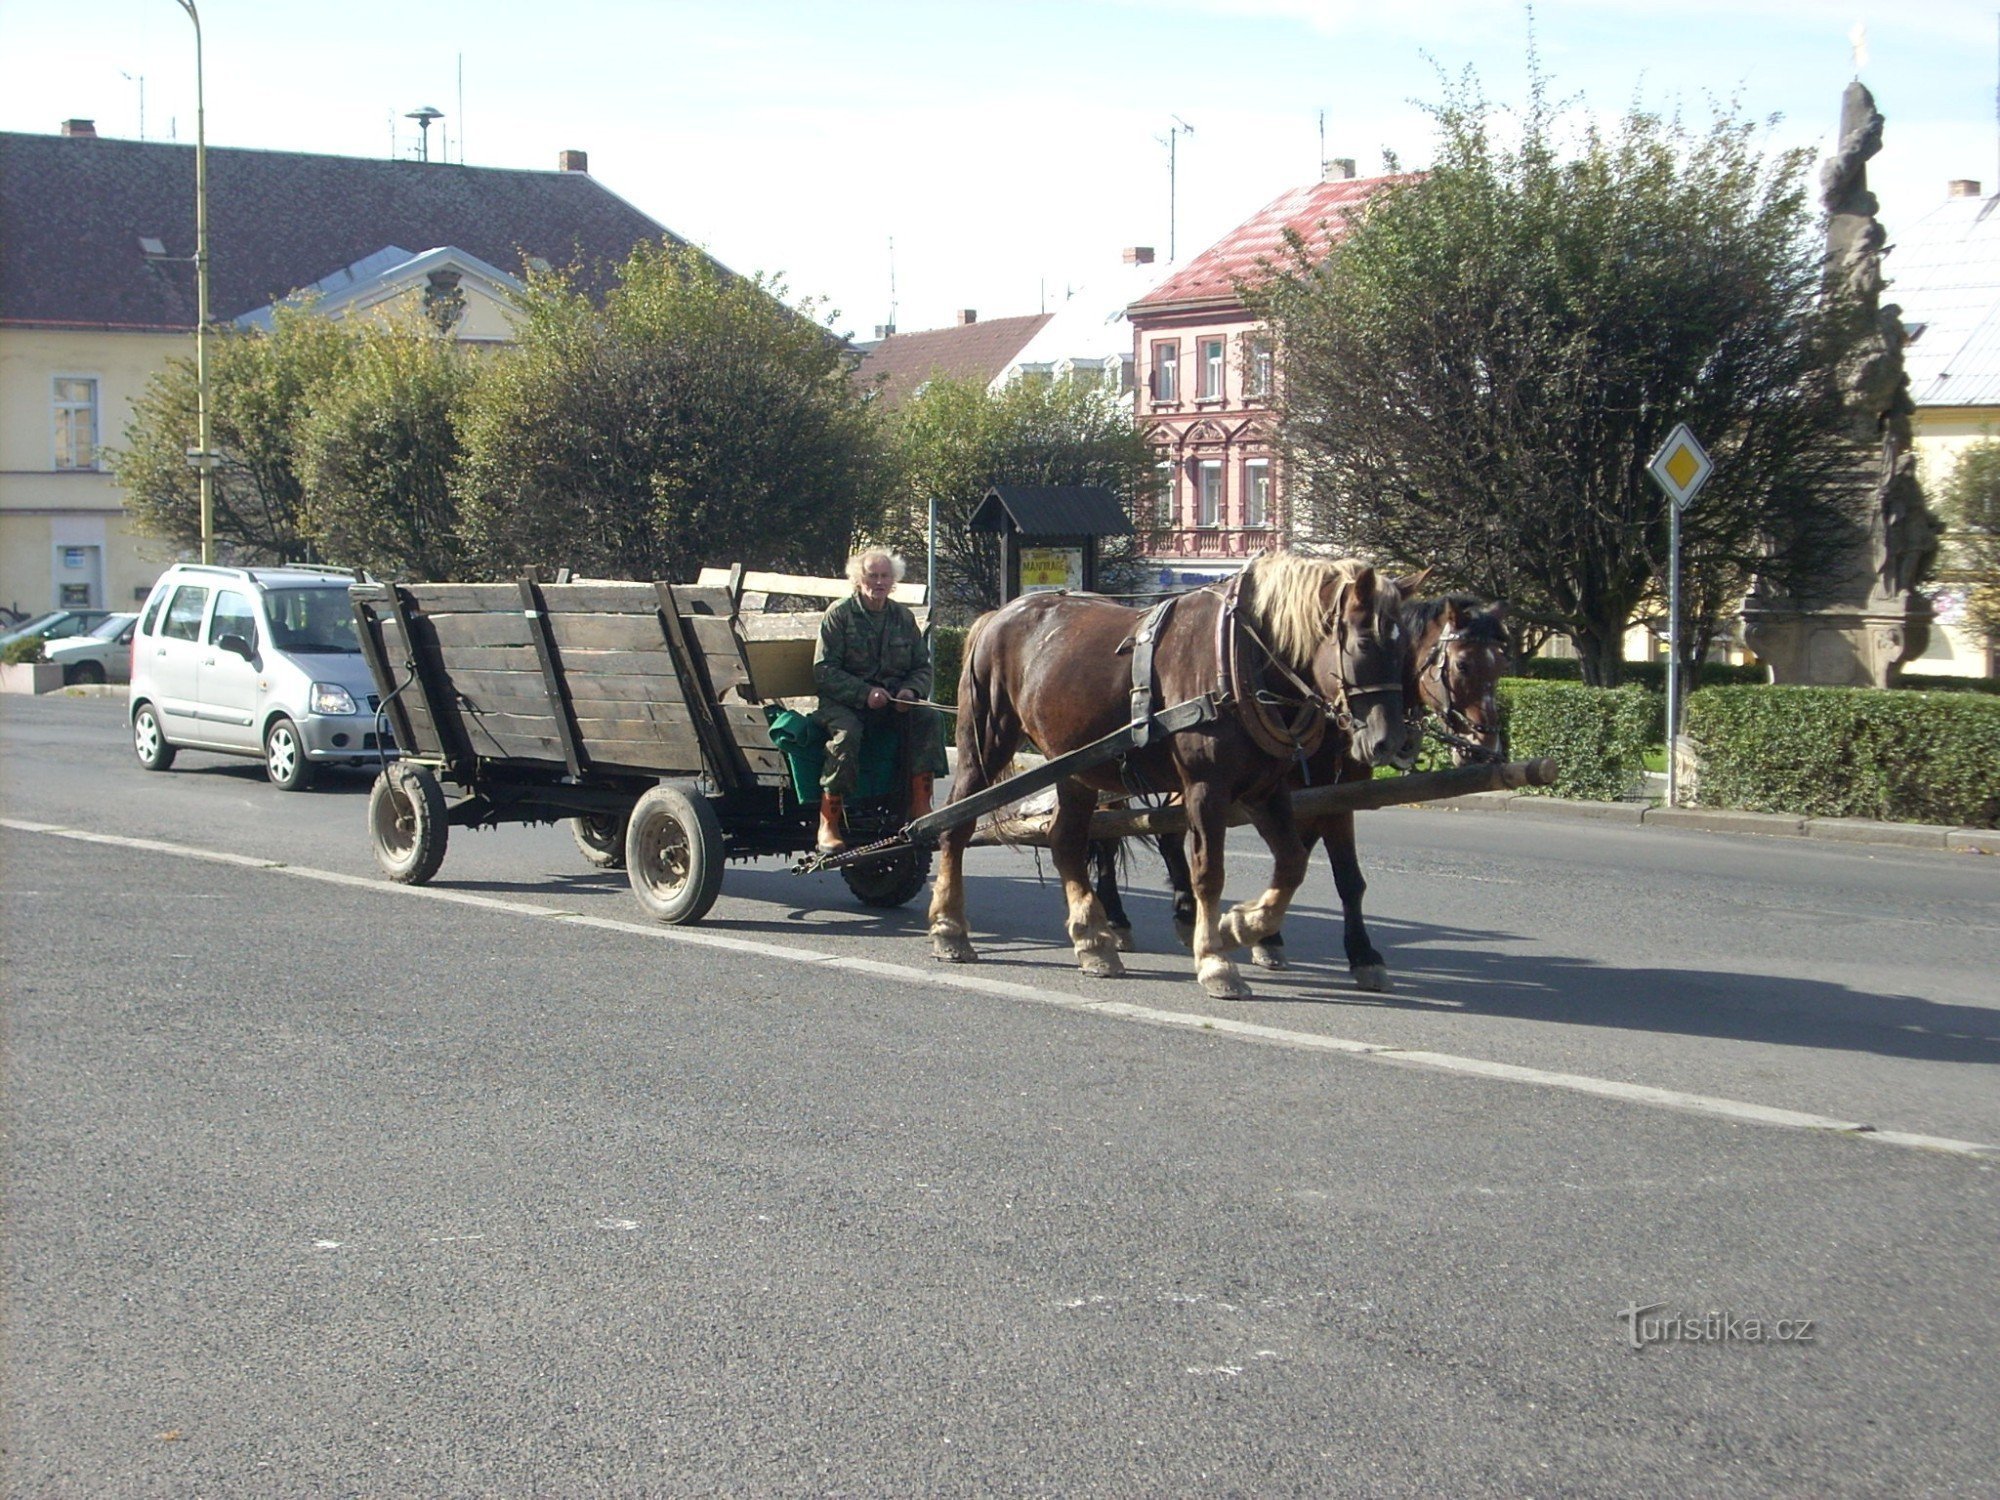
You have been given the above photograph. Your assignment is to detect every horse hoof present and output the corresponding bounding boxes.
[1198,960,1251,999]
[1351,964,1391,993]
[1250,944,1288,971]
[1173,920,1195,953]
[932,935,978,964]
[1111,926,1136,953]
[1080,950,1126,979]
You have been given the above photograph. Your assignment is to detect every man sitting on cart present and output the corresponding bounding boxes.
[812,548,939,853]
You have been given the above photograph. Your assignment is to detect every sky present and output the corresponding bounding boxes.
[4,0,1997,338]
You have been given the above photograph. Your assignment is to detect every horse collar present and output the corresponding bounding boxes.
[1217,572,1330,762]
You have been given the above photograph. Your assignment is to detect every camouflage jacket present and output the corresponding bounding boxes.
[813,592,931,711]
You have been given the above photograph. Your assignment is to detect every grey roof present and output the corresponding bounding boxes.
[1894,191,2000,407]
[0,130,680,330]
[969,485,1134,537]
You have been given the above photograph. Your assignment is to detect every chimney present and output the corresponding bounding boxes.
[61,118,98,139]
[1322,157,1356,182]
[956,309,977,326]
[874,324,896,339]
[1123,246,1156,265]
[1949,178,1983,198]
[558,149,589,173]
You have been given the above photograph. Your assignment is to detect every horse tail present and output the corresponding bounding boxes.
[956,608,1004,771]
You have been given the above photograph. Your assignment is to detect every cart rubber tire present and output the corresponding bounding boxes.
[571,812,629,870]
[132,702,176,771]
[369,763,448,885]
[841,845,932,909]
[625,781,724,924]
[265,716,317,792]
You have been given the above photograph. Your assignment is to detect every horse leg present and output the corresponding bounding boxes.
[1184,784,1250,999]
[1090,838,1136,952]
[1215,793,1309,956]
[929,687,1019,965]
[1055,782,1125,977]
[1249,839,1299,970]
[1322,809,1390,991]
[1160,834,1196,951]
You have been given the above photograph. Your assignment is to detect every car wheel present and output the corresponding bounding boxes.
[132,702,176,771]
[70,661,106,686]
[571,812,629,870]
[265,716,317,792]
[369,763,448,884]
[625,782,723,924]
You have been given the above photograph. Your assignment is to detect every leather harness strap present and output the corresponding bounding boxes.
[1215,572,1329,762]
[1126,594,1178,749]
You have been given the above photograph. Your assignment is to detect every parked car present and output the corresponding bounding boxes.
[45,612,138,684]
[127,564,393,791]
[0,608,114,654]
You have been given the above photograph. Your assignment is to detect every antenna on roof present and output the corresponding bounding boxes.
[122,71,145,140]
[887,235,898,332]
[457,53,465,165]
[1155,115,1196,262]
[1317,108,1325,171]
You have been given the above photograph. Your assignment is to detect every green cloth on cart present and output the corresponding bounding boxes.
[765,706,902,803]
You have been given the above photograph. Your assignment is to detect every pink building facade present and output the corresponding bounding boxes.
[1127,164,1408,587]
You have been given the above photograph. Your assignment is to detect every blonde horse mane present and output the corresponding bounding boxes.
[1243,551,1375,668]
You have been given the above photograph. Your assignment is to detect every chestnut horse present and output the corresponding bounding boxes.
[1093,592,1509,991]
[929,553,1416,999]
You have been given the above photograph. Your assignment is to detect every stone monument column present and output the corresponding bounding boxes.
[1741,82,1939,686]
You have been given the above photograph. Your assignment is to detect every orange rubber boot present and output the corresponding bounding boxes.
[816,793,848,854]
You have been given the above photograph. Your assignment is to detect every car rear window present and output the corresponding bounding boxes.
[264,587,359,653]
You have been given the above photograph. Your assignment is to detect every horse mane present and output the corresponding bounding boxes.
[1242,551,1375,668]
[1402,593,1506,644]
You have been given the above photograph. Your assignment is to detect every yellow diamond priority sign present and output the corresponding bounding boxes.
[1648,423,1713,511]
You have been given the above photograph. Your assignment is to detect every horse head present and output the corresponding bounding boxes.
[1308,562,1418,771]
[1415,597,1510,765]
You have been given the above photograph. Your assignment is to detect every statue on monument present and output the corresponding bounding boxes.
[1740,81,1939,686]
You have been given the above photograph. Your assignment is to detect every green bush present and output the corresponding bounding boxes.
[1510,657,1767,690]
[1685,686,2000,827]
[1497,679,1658,800]
[2,635,47,666]
[932,624,967,707]
[1893,673,2000,697]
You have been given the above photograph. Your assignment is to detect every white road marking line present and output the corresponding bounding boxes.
[6,817,1995,1161]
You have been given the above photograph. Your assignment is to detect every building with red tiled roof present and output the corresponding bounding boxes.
[1127,162,1411,586]
[853,311,1053,408]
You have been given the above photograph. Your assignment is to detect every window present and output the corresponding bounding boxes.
[265,587,359,653]
[1197,460,1224,527]
[1199,337,1226,400]
[1248,338,1274,399]
[162,585,209,642]
[209,590,258,648]
[1152,341,1179,402]
[1244,459,1271,528]
[1155,463,1176,529]
[54,377,99,470]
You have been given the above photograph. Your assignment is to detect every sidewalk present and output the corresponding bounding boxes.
[1404,788,2000,856]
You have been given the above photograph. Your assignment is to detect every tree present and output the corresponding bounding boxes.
[1936,439,2000,648]
[294,321,477,581]
[115,305,356,563]
[887,374,1158,619]
[1254,65,1857,684]
[455,242,889,581]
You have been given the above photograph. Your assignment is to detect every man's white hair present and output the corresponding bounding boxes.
[846,548,905,587]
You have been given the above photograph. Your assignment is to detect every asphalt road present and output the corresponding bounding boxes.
[4,692,1997,1496]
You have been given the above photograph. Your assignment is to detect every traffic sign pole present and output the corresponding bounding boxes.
[1646,424,1713,810]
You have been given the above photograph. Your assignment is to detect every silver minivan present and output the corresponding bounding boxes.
[128,563,393,791]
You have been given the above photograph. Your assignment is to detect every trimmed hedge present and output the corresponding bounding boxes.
[1894,673,2000,697]
[1684,686,2000,827]
[1511,657,1768,690]
[932,624,967,707]
[1496,679,1658,801]
[1,635,47,666]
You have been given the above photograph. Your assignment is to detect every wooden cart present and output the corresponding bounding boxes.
[348,570,934,923]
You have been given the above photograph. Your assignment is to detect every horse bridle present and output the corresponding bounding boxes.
[1418,625,1505,761]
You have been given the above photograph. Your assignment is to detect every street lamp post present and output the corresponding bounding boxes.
[172,0,214,564]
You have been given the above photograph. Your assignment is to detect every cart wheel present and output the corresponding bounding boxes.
[369,763,447,885]
[571,812,629,870]
[841,845,932,909]
[626,781,724,924]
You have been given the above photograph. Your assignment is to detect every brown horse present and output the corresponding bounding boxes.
[929,553,1416,999]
